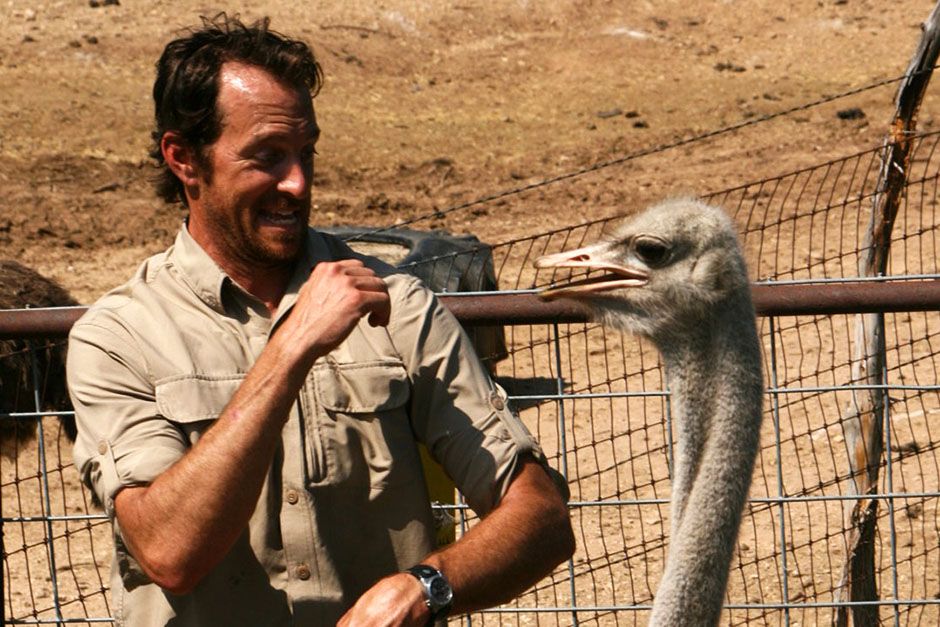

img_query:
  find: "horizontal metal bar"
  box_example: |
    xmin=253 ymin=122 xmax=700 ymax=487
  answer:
xmin=430 ymin=490 xmax=940 ymax=512
xmin=2 ymin=280 xmax=939 ymax=338
xmin=6 ymin=619 xmax=115 ymax=625
xmin=3 ymin=514 xmax=109 ymax=523
xmin=4 ymin=380 xmax=939 ymax=421
xmin=0 ymin=410 xmax=76 ymax=419
xmin=478 ymin=599 xmax=940 ymax=614
xmin=564 ymin=491 xmax=940 ymax=507
xmin=8 ymin=489 xmax=938 ymax=522
xmin=8 ymin=488 xmax=939 ymax=524
xmin=444 ymin=280 xmax=940 ymax=325
xmin=9 ymin=598 xmax=940 ymax=623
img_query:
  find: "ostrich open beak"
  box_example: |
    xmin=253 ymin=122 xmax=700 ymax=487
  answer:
xmin=534 ymin=244 xmax=648 ymax=300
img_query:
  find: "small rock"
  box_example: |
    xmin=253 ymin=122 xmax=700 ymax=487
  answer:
xmin=24 ymin=9 xmax=36 ymax=21
xmin=633 ymin=120 xmax=649 ymax=129
xmin=69 ymin=40 xmax=82 ymax=48
xmin=92 ymin=182 xmax=121 ymax=193
xmin=624 ymin=110 xmax=640 ymax=118
xmin=652 ymin=17 xmax=668 ymax=30
xmin=714 ymin=61 xmax=746 ymax=72
xmin=83 ymin=34 xmax=99 ymax=44
xmin=22 ymin=34 xmax=36 ymax=43
xmin=596 ymin=108 xmax=623 ymax=119
xmin=837 ymin=107 xmax=865 ymax=120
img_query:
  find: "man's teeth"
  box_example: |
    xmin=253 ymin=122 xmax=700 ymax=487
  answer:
xmin=262 ymin=211 xmax=297 ymax=225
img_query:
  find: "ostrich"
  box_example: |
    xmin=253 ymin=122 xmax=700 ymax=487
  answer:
xmin=535 ymin=199 xmax=764 ymax=626
xmin=0 ymin=260 xmax=78 ymax=457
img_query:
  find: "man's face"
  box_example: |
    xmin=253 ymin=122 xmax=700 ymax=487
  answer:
xmin=189 ymin=61 xmax=319 ymax=270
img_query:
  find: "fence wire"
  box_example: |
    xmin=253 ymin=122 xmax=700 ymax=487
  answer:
xmin=397 ymin=133 xmax=940 ymax=625
xmin=4 ymin=141 xmax=940 ymax=626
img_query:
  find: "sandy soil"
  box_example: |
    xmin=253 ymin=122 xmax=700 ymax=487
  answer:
xmin=2 ymin=0 xmax=939 ymax=625
xmin=2 ymin=0 xmax=936 ymax=302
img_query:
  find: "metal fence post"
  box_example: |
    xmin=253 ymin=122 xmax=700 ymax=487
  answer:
xmin=768 ymin=316 xmax=791 ymax=626
xmin=551 ymin=322 xmax=579 ymax=626
xmin=27 ymin=340 xmax=64 ymax=625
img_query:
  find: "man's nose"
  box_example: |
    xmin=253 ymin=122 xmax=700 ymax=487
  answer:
xmin=278 ymin=158 xmax=309 ymax=198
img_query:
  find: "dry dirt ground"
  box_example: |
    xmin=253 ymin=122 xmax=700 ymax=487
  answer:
xmin=3 ymin=0 xmax=940 ymax=625
xmin=2 ymin=0 xmax=937 ymax=302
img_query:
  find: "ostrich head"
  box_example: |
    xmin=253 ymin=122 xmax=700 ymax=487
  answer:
xmin=535 ymin=198 xmax=751 ymax=344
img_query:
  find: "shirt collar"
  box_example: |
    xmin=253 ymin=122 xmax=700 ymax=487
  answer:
xmin=171 ymin=222 xmax=337 ymax=318
xmin=171 ymin=223 xmax=230 ymax=313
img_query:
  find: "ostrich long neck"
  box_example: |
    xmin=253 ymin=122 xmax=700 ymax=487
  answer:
xmin=647 ymin=291 xmax=764 ymax=627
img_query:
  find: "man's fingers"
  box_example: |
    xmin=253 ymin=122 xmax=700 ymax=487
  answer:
xmin=367 ymin=300 xmax=391 ymax=328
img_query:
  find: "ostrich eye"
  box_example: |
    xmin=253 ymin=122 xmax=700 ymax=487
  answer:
xmin=633 ymin=236 xmax=671 ymax=266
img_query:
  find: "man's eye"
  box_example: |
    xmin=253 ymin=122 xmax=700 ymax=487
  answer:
xmin=254 ymin=149 xmax=284 ymax=165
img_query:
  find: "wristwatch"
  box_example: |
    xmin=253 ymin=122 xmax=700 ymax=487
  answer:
xmin=405 ymin=564 xmax=453 ymax=625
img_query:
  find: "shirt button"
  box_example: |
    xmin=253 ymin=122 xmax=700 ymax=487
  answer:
xmin=490 ymin=391 xmax=505 ymax=411
xmin=296 ymin=564 xmax=311 ymax=580
xmin=285 ymin=490 xmax=299 ymax=505
xmin=97 ymin=441 xmax=108 ymax=455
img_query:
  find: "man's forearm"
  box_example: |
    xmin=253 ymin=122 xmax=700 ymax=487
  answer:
xmin=427 ymin=457 xmax=575 ymax=614
xmin=114 ymin=333 xmax=311 ymax=594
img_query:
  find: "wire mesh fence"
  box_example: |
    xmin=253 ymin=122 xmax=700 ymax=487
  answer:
xmin=397 ymin=133 xmax=940 ymax=624
xmin=3 ymin=133 xmax=940 ymax=626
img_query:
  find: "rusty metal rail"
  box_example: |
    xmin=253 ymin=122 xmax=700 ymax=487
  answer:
xmin=1 ymin=280 xmax=939 ymax=339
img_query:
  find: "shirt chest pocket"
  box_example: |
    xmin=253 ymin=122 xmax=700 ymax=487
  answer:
xmin=155 ymin=375 xmax=246 ymax=443
xmin=305 ymin=360 xmax=417 ymax=490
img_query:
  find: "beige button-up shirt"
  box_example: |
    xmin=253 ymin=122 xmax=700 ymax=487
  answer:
xmin=68 ymin=226 xmax=541 ymax=626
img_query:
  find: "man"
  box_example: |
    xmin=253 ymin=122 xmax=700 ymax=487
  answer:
xmin=67 ymin=14 xmax=574 ymax=627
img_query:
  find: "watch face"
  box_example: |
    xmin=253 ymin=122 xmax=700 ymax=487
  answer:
xmin=429 ymin=576 xmax=453 ymax=604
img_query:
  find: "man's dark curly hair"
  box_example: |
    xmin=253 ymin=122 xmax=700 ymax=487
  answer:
xmin=150 ymin=14 xmax=323 ymax=206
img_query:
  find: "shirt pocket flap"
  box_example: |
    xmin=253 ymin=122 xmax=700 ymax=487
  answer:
xmin=155 ymin=375 xmax=246 ymax=423
xmin=314 ymin=361 xmax=410 ymax=413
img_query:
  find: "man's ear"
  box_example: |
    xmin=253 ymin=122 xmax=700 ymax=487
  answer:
xmin=161 ymin=131 xmax=201 ymax=191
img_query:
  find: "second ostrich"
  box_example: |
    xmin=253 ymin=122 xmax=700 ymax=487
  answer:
xmin=535 ymin=199 xmax=764 ymax=626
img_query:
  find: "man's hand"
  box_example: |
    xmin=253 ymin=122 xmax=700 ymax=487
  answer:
xmin=337 ymin=572 xmax=429 ymax=627
xmin=279 ymin=259 xmax=391 ymax=364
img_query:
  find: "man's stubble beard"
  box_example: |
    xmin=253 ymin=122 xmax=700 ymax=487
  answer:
xmin=202 ymin=194 xmax=310 ymax=270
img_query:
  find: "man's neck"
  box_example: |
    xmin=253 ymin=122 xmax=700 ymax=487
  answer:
xmin=226 ymin=263 xmax=292 ymax=315
xmin=185 ymin=222 xmax=296 ymax=315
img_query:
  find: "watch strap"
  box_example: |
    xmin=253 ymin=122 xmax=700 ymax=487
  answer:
xmin=405 ymin=564 xmax=452 ymax=625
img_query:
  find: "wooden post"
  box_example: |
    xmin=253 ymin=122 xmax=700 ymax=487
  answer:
xmin=833 ymin=3 xmax=940 ymax=625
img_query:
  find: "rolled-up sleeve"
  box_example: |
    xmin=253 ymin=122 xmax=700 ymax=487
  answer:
xmin=386 ymin=275 xmax=543 ymax=516
xmin=67 ymin=317 xmax=188 ymax=516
